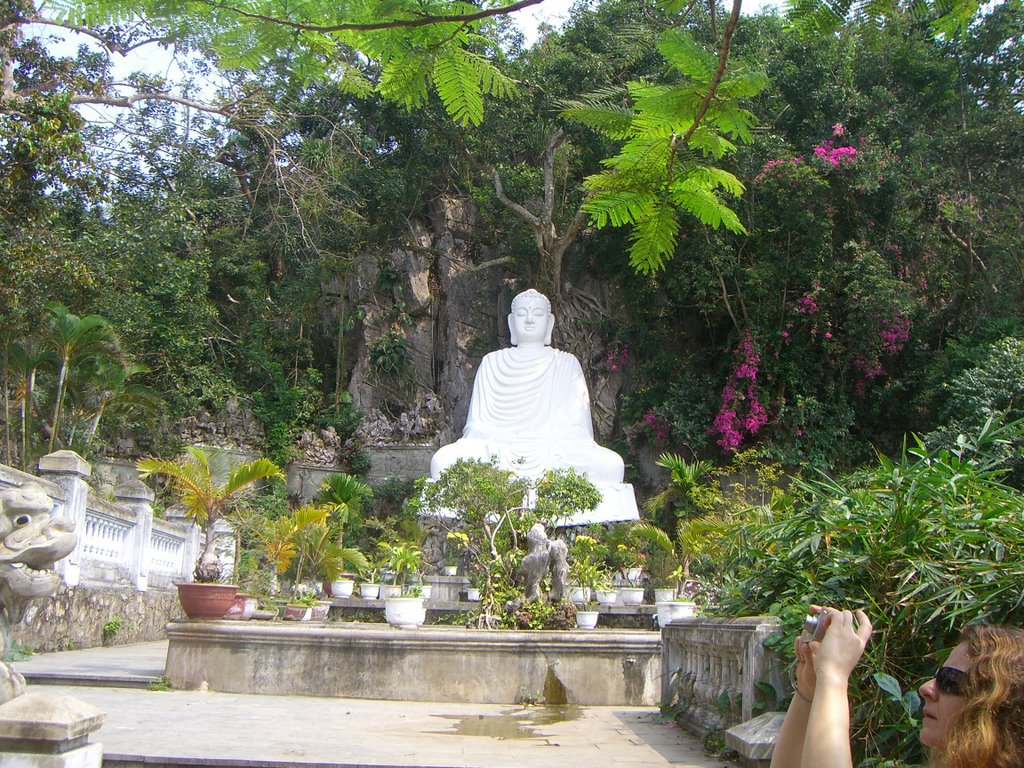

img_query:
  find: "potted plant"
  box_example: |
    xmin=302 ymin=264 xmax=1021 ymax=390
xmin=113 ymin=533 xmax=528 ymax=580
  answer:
xmin=357 ymin=557 xmax=382 ymax=599
xmin=291 ymin=505 xmax=369 ymax=598
xmin=632 ymin=521 xmax=703 ymax=620
xmin=315 ymin=472 xmax=373 ymax=597
xmin=284 ymin=591 xmax=316 ymax=621
xmin=569 ymin=535 xmax=611 ymax=628
xmin=138 ymin=446 xmax=284 ymax=619
xmin=441 ymin=531 xmax=468 ymax=575
xmin=465 ymin=562 xmax=486 ymax=601
xmin=606 ymin=523 xmax=646 ymax=585
xmin=379 ymin=542 xmax=426 ymax=628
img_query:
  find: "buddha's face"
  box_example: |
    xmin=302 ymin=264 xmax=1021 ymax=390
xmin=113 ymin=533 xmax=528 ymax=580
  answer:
xmin=509 ymin=294 xmax=553 ymax=346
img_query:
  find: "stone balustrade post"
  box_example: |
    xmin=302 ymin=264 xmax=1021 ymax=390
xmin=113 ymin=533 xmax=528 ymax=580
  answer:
xmin=0 ymin=692 xmax=106 ymax=768
xmin=114 ymin=479 xmax=154 ymax=592
xmin=37 ymin=451 xmax=91 ymax=588
xmin=182 ymin=525 xmax=201 ymax=584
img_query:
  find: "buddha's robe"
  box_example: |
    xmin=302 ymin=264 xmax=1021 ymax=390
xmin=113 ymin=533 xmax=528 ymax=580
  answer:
xmin=430 ymin=346 xmax=624 ymax=485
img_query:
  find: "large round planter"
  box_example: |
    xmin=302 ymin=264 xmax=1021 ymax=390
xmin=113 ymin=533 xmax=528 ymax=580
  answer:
xmin=224 ymin=592 xmax=258 ymax=620
xmin=385 ymin=597 xmax=426 ymax=629
xmin=575 ymin=610 xmax=599 ymax=630
xmin=283 ymin=604 xmax=311 ymax=621
xmin=618 ymin=587 xmax=645 ymax=605
xmin=359 ymin=583 xmax=380 ymax=600
xmin=176 ymin=583 xmax=239 ymax=620
xmin=329 ymin=579 xmax=355 ymax=598
xmin=657 ymin=601 xmax=696 ymax=627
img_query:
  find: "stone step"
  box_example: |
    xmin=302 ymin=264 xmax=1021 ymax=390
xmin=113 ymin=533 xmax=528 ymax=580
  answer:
xmin=22 ymin=671 xmax=160 ymax=689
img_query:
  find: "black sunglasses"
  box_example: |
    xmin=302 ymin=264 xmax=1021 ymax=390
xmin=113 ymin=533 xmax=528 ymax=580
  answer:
xmin=935 ymin=666 xmax=968 ymax=696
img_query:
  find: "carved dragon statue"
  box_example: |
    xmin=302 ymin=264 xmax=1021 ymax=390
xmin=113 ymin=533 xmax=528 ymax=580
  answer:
xmin=0 ymin=482 xmax=78 ymax=704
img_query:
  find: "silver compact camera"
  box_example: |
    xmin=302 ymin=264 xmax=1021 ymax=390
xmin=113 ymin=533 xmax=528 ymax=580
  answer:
xmin=801 ymin=612 xmax=829 ymax=642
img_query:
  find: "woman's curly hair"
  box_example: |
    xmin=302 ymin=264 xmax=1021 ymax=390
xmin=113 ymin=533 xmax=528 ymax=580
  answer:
xmin=934 ymin=623 xmax=1024 ymax=768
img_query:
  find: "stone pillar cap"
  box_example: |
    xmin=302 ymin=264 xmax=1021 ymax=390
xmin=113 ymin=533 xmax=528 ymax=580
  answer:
xmin=114 ymin=478 xmax=155 ymax=502
xmin=0 ymin=692 xmax=106 ymax=742
xmin=37 ymin=451 xmax=92 ymax=477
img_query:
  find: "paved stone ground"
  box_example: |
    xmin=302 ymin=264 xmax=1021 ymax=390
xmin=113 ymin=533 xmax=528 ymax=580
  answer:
xmin=14 ymin=642 xmax=735 ymax=768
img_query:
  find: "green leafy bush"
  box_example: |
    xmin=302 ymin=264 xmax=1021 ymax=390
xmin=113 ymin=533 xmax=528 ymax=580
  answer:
xmin=717 ymin=418 xmax=1024 ymax=766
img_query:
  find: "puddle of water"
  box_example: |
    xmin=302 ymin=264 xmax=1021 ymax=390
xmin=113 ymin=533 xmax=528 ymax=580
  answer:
xmin=434 ymin=705 xmax=583 ymax=739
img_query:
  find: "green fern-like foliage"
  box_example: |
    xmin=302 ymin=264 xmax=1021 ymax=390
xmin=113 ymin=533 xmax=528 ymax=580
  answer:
xmin=563 ymin=29 xmax=768 ymax=273
xmin=52 ymin=0 xmax=517 ymax=125
xmin=783 ymin=0 xmax=984 ymax=37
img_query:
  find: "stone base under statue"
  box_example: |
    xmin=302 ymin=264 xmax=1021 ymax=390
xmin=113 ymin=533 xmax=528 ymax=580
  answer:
xmin=561 ymin=483 xmax=639 ymax=525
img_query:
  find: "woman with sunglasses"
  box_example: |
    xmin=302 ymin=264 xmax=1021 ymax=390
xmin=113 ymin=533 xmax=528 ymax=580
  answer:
xmin=770 ymin=608 xmax=1024 ymax=768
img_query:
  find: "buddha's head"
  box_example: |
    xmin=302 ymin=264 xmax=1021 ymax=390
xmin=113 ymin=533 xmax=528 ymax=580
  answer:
xmin=508 ymin=289 xmax=554 ymax=347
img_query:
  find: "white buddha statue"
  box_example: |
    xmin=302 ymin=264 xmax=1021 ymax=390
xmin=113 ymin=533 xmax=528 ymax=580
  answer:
xmin=430 ymin=289 xmax=638 ymax=524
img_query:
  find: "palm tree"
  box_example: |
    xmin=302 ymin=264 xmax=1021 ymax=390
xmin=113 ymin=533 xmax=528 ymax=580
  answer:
xmin=643 ymin=453 xmax=721 ymax=526
xmin=5 ymin=340 xmax=57 ymax=469
xmin=138 ymin=446 xmax=285 ymax=582
xmin=43 ymin=303 xmax=121 ymax=452
xmin=80 ymin=360 xmax=163 ymax=450
xmin=314 ymin=472 xmax=373 ymax=551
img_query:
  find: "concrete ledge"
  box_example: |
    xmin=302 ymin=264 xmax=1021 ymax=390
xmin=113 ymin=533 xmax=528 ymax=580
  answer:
xmin=165 ymin=621 xmax=662 ymax=706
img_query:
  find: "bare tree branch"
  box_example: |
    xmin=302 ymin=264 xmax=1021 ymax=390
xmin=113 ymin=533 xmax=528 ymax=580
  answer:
xmin=191 ymin=0 xmax=544 ymax=35
xmin=681 ymin=0 xmax=742 ymax=146
xmin=488 ymin=164 xmax=540 ymax=227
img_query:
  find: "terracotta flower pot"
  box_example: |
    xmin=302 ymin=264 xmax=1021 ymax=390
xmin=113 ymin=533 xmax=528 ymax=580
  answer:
xmin=176 ymin=583 xmax=239 ymax=620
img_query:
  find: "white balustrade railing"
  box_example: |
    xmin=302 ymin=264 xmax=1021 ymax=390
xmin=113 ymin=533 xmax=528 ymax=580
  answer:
xmin=0 ymin=452 xmax=198 ymax=591
xmin=661 ymin=617 xmax=785 ymax=734
xmin=82 ymin=510 xmax=134 ymax=565
xmin=150 ymin=530 xmax=187 ymax=574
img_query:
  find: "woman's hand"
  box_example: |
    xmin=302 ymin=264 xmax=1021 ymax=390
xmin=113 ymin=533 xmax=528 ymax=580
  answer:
xmin=813 ymin=609 xmax=872 ymax=686
xmin=794 ymin=634 xmax=819 ymax=701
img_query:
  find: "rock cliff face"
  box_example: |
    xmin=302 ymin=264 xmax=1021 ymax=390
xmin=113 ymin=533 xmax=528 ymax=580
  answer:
xmin=342 ymin=193 xmax=629 ymax=452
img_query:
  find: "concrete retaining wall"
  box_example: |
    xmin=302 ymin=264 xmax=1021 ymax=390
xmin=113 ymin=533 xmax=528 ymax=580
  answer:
xmin=165 ymin=621 xmax=662 ymax=706
xmin=10 ymin=585 xmax=183 ymax=652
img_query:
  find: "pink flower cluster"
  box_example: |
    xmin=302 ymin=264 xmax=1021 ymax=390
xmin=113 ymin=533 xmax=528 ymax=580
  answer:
xmin=753 ymin=156 xmax=803 ymax=185
xmin=605 ymin=344 xmax=629 ymax=372
xmin=643 ymin=410 xmax=670 ymax=444
xmin=813 ymin=140 xmax=858 ymax=168
xmin=879 ymin=317 xmax=910 ymax=354
xmin=709 ymin=331 xmax=769 ymax=452
xmin=794 ymin=295 xmax=819 ymax=315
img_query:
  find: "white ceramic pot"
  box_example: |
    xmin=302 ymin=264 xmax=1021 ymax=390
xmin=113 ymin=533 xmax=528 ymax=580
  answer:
xmin=419 ymin=585 xmax=433 ymax=600
xmin=624 ymin=567 xmax=644 ymax=584
xmin=465 ymin=587 xmax=481 ymax=601
xmin=330 ymin=579 xmax=355 ymax=598
xmin=656 ymin=601 xmax=696 ymax=627
xmin=359 ymin=583 xmax=380 ymax=600
xmin=618 ymin=587 xmax=645 ymax=605
xmin=382 ymin=584 xmax=403 ymax=598
xmin=311 ymin=601 xmax=331 ymax=621
xmin=441 ymin=565 xmax=458 ymax=576
xmin=567 ymin=586 xmax=589 ymax=604
xmin=385 ymin=596 xmax=426 ymax=629
xmin=595 ymin=589 xmax=619 ymax=606
xmin=654 ymin=588 xmax=676 ymax=603
xmin=575 ymin=610 xmax=599 ymax=629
